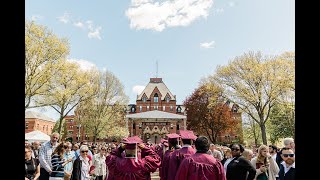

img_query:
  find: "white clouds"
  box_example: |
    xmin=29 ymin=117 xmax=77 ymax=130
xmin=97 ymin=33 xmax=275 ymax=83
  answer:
xmin=216 ymin=8 xmax=224 ymax=13
xmin=228 ymin=1 xmax=235 ymax=7
xmin=31 ymin=15 xmax=44 ymax=21
xmin=126 ymin=0 xmax=214 ymax=32
xmin=88 ymin=27 xmax=102 ymax=40
xmin=131 ymin=0 xmax=151 ymax=6
xmin=57 ymin=13 xmax=102 ymax=40
xmin=132 ymin=85 xmax=145 ymax=95
xmin=200 ymin=41 xmax=215 ymax=49
xmin=67 ymin=58 xmax=98 ymax=71
xmin=57 ymin=12 xmax=70 ymax=24
xmin=73 ymin=21 xmax=85 ymax=29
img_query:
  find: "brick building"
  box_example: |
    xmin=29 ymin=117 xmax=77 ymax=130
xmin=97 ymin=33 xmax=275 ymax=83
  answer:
xmin=64 ymin=115 xmax=110 ymax=143
xmin=126 ymin=77 xmax=187 ymax=144
xmin=25 ymin=111 xmax=56 ymax=135
xmin=62 ymin=77 xmax=243 ymax=144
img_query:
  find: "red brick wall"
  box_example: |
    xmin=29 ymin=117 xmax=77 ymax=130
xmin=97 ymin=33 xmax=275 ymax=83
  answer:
xmin=25 ymin=118 xmax=55 ymax=135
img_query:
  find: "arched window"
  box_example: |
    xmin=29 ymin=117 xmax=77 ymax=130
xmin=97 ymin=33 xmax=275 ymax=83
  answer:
xmin=166 ymin=96 xmax=170 ymax=103
xmin=154 ymin=93 xmax=158 ymax=103
xmin=139 ymin=106 xmax=142 ymax=112
xmin=143 ymin=97 xmax=146 ymax=102
xmin=147 ymin=106 xmax=149 ymax=111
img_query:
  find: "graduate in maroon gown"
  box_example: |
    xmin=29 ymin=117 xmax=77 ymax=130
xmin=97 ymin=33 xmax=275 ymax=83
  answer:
xmin=167 ymin=130 xmax=197 ymax=180
xmin=175 ymin=136 xmax=226 ymax=180
xmin=106 ymin=136 xmax=161 ymax=180
xmin=161 ymin=133 xmax=180 ymax=180
xmin=157 ymin=139 xmax=168 ymax=180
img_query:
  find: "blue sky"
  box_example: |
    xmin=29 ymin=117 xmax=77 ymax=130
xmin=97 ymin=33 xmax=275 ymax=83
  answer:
xmin=26 ymin=0 xmax=295 ymax=120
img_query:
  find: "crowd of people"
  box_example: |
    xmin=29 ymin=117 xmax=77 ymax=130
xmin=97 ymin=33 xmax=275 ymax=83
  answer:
xmin=25 ymin=131 xmax=295 ymax=180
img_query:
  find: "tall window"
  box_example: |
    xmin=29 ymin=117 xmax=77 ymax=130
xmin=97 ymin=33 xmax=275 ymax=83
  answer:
xmin=154 ymin=106 xmax=158 ymax=110
xmin=163 ymin=106 xmax=166 ymax=111
xmin=37 ymin=124 xmax=39 ymax=129
xmin=154 ymin=93 xmax=158 ymax=103
xmin=166 ymin=96 xmax=170 ymax=103
xmin=25 ymin=122 xmax=29 ymax=129
xmin=143 ymin=97 xmax=146 ymax=102
xmin=147 ymin=106 xmax=149 ymax=111
xmin=170 ymin=106 xmax=173 ymax=111
xmin=140 ymin=106 xmax=142 ymax=112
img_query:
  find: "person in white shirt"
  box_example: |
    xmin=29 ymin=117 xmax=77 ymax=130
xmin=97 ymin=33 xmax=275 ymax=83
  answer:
xmin=92 ymin=146 xmax=107 ymax=180
xmin=268 ymin=145 xmax=278 ymax=162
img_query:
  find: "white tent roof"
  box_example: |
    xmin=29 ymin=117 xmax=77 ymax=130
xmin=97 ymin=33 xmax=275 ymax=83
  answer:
xmin=25 ymin=130 xmax=50 ymax=143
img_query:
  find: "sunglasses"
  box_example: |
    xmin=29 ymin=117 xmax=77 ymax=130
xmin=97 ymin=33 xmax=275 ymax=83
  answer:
xmin=81 ymin=150 xmax=88 ymax=153
xmin=231 ymin=148 xmax=240 ymax=151
xmin=282 ymin=154 xmax=294 ymax=158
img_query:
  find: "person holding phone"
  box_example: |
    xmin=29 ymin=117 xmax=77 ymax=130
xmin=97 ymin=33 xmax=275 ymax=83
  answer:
xmin=251 ymin=145 xmax=279 ymax=180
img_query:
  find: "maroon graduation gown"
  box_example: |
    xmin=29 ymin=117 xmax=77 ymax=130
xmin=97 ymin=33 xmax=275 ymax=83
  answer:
xmin=106 ymin=146 xmax=161 ymax=180
xmin=167 ymin=146 xmax=196 ymax=180
xmin=175 ymin=153 xmax=226 ymax=180
xmin=161 ymin=149 xmax=175 ymax=180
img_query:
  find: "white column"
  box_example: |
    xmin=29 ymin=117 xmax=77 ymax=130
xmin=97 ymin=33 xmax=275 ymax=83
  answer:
xmin=183 ymin=118 xmax=186 ymax=130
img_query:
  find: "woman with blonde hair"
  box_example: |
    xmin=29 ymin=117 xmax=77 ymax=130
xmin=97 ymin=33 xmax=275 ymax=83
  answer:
xmin=251 ymin=144 xmax=279 ymax=180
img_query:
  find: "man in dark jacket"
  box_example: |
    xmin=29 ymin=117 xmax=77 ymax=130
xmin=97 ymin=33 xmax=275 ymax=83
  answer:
xmin=225 ymin=143 xmax=256 ymax=180
xmin=278 ymin=148 xmax=295 ymax=180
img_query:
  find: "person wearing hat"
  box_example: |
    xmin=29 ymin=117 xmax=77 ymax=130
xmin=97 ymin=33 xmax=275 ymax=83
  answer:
xmin=175 ymin=136 xmax=226 ymax=180
xmin=161 ymin=133 xmax=180 ymax=180
xmin=157 ymin=139 xmax=168 ymax=180
xmin=167 ymin=130 xmax=197 ymax=180
xmin=105 ymin=136 xmax=161 ymax=180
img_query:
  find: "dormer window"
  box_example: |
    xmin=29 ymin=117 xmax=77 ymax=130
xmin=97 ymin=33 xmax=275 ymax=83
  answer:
xmin=166 ymin=96 xmax=170 ymax=103
xmin=154 ymin=93 xmax=159 ymax=103
xmin=131 ymin=106 xmax=136 ymax=112
xmin=177 ymin=106 xmax=182 ymax=113
xmin=143 ymin=97 xmax=146 ymax=103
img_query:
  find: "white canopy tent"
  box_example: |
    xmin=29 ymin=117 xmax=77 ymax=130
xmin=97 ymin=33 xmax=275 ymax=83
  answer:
xmin=25 ymin=130 xmax=50 ymax=143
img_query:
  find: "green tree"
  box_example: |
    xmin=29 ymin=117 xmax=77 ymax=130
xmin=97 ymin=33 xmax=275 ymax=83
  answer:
xmin=243 ymin=115 xmax=262 ymax=147
xmin=213 ymin=51 xmax=295 ymax=144
xmin=268 ymin=102 xmax=295 ymax=144
xmin=25 ymin=20 xmax=69 ymax=109
xmin=75 ymin=70 xmax=129 ymax=143
xmin=52 ymin=119 xmax=68 ymax=140
xmin=40 ymin=61 xmax=99 ymax=134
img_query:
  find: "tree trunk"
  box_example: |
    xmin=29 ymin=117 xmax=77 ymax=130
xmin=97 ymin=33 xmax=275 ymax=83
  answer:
xmin=252 ymin=120 xmax=258 ymax=147
xmin=260 ymin=122 xmax=268 ymax=145
xmin=58 ymin=115 xmax=64 ymax=135
xmin=93 ymin=135 xmax=97 ymax=144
